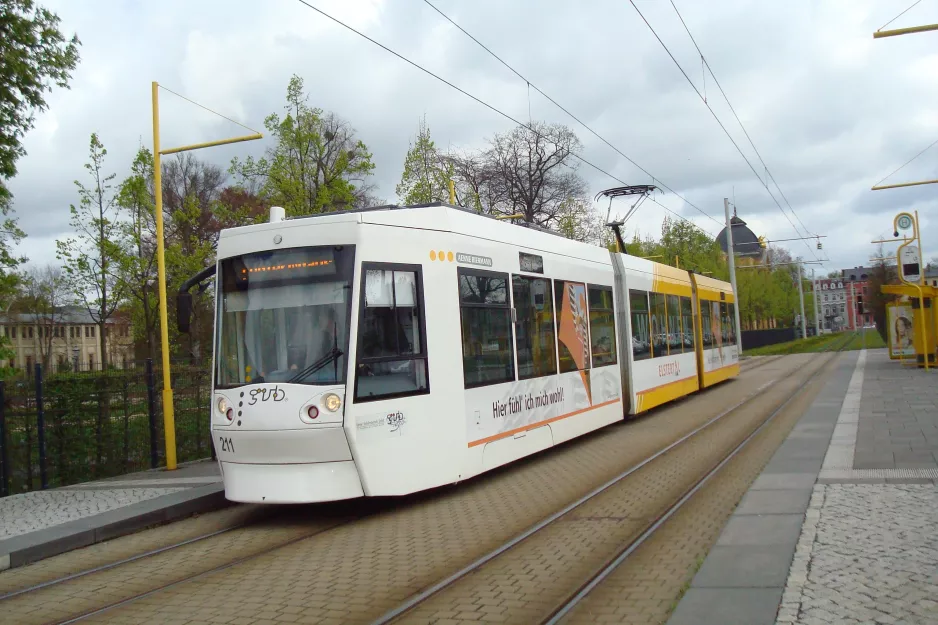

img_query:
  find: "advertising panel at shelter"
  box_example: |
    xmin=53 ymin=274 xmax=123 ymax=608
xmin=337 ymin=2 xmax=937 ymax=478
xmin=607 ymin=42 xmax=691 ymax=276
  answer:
xmin=887 ymin=302 xmax=915 ymax=358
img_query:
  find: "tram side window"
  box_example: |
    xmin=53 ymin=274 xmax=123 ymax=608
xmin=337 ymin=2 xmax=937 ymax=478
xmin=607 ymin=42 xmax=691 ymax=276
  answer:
xmin=629 ymin=290 xmax=651 ymax=361
xmin=666 ymin=294 xmax=682 ymax=354
xmin=513 ymin=275 xmax=557 ymax=379
xmin=727 ymin=303 xmax=737 ymax=344
xmin=588 ymin=285 xmax=617 ymax=366
xmin=680 ymin=296 xmax=695 ymax=351
xmin=459 ymin=269 xmax=515 ymax=387
xmin=720 ymin=302 xmax=730 ymax=343
xmin=700 ymin=300 xmax=713 ymax=348
xmin=650 ymin=292 xmax=668 ymax=357
xmin=354 ymin=265 xmax=429 ymax=401
xmin=555 ymin=280 xmax=591 ymax=372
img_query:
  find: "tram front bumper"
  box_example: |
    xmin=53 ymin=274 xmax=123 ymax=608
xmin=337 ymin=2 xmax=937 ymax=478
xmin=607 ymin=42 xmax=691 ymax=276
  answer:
xmin=214 ymin=426 xmax=365 ymax=504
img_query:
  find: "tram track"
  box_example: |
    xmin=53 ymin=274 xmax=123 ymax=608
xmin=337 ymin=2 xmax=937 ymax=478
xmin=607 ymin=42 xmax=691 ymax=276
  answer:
xmin=0 ymin=502 xmax=365 ymax=625
xmin=371 ymin=350 xmax=844 ymax=625
xmin=1 ymin=355 xmax=806 ymax=625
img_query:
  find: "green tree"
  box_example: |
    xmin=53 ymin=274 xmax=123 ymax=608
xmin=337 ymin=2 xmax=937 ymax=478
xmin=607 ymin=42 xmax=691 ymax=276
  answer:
xmin=115 ymin=146 xmax=159 ymax=362
xmin=396 ymin=117 xmax=452 ymax=205
xmin=0 ymin=0 xmax=79 ymax=363
xmin=657 ymin=217 xmax=727 ymax=278
xmin=230 ymin=74 xmax=376 ymax=216
xmin=0 ymin=0 xmax=80 ymax=203
xmin=56 ymin=133 xmax=127 ymax=370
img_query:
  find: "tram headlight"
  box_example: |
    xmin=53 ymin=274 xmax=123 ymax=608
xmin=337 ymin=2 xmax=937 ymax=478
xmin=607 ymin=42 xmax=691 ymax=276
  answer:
xmin=216 ymin=397 xmax=229 ymax=415
xmin=322 ymin=393 xmax=342 ymax=412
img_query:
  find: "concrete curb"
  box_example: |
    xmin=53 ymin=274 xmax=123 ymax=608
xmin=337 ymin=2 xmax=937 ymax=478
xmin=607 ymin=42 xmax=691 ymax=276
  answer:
xmin=0 ymin=483 xmax=230 ymax=571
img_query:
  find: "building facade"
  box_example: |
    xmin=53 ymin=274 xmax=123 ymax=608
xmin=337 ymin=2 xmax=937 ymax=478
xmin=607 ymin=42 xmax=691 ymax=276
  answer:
xmin=0 ymin=306 xmax=133 ymax=372
xmin=815 ymin=278 xmax=848 ymax=332
xmin=840 ymin=267 xmax=873 ymax=329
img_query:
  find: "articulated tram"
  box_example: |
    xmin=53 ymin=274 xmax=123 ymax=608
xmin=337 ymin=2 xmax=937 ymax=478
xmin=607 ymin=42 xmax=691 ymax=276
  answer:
xmin=179 ymin=203 xmax=739 ymax=504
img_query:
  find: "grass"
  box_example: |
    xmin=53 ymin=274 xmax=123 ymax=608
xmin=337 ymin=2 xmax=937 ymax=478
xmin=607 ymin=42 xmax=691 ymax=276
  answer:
xmin=841 ymin=329 xmax=886 ymax=351
xmin=744 ymin=329 xmax=884 ymax=356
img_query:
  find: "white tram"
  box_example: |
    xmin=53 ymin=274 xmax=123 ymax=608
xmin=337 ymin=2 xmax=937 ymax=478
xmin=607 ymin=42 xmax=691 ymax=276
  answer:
xmin=178 ymin=203 xmax=739 ymax=504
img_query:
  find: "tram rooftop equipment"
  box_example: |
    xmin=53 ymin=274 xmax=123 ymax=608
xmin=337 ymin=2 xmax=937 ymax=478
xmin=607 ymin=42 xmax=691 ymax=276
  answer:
xmin=178 ymin=201 xmax=739 ymax=504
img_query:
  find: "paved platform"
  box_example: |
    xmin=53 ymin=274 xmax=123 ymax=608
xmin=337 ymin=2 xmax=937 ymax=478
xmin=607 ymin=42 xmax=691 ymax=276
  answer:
xmin=669 ymin=348 xmax=938 ymax=625
xmin=0 ymin=459 xmax=224 ymax=571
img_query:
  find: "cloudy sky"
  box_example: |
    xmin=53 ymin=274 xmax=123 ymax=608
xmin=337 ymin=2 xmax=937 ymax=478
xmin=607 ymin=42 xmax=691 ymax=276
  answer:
xmin=9 ymin=0 xmax=938 ymax=275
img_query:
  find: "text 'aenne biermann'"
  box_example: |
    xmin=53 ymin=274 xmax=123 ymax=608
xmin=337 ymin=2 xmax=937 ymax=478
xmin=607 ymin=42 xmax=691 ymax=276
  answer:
xmin=493 ymin=388 xmax=565 ymax=419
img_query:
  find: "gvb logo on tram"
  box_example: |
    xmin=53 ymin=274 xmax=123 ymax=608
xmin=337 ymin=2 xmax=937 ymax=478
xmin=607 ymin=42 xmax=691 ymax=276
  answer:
xmin=178 ymin=203 xmax=739 ymax=504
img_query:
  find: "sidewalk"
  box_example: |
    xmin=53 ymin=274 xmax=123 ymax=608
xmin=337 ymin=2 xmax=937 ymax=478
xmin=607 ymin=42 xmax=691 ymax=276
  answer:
xmin=0 ymin=459 xmax=224 ymax=570
xmin=669 ymin=348 xmax=938 ymax=625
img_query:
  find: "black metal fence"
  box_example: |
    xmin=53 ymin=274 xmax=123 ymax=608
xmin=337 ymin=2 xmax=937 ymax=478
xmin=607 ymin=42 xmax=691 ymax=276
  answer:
xmin=0 ymin=361 xmax=214 ymax=497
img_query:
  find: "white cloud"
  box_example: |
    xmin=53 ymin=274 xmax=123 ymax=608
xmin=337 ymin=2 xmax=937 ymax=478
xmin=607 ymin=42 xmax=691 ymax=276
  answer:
xmin=7 ymin=0 xmax=938 ymax=273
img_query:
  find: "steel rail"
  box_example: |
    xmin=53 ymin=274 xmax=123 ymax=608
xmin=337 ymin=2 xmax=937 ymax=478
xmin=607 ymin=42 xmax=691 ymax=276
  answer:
xmin=542 ymin=347 xmax=843 ymax=623
xmin=370 ymin=358 xmax=804 ymax=624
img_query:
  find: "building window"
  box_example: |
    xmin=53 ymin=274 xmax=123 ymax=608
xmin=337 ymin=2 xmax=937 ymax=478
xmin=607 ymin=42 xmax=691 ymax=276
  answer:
xmin=26 ymin=356 xmax=33 ymax=371
xmin=629 ymin=290 xmax=651 ymax=360
xmin=88 ymin=354 xmax=95 ymax=370
xmin=555 ymin=280 xmax=590 ymax=372
xmin=85 ymin=326 xmax=89 ymax=338
xmin=28 ymin=326 xmax=33 ymax=339
xmin=458 ymin=268 xmax=514 ymax=388
xmin=10 ymin=326 xmax=16 ymax=339
xmin=588 ymin=285 xmax=616 ymax=366
xmin=512 ymin=275 xmax=557 ymax=379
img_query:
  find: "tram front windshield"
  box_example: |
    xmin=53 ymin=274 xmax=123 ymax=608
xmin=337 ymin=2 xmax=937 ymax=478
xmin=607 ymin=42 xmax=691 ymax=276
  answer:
xmin=215 ymin=245 xmax=355 ymax=388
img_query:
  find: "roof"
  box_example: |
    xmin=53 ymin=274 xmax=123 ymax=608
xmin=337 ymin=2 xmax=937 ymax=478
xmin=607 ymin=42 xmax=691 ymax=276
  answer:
xmin=0 ymin=306 xmax=128 ymax=325
xmin=716 ymin=214 xmax=762 ymax=259
xmin=841 ymin=267 xmax=873 ymax=281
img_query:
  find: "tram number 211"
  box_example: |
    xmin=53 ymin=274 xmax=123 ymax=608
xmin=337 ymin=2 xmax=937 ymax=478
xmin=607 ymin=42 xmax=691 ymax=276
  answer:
xmin=218 ymin=436 xmax=235 ymax=453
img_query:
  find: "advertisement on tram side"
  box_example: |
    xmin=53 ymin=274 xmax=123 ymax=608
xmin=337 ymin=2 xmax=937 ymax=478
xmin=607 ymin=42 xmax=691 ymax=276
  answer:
xmin=701 ymin=300 xmax=739 ymax=373
xmin=463 ymin=280 xmax=620 ymax=447
xmin=464 ymin=367 xmax=621 ymax=447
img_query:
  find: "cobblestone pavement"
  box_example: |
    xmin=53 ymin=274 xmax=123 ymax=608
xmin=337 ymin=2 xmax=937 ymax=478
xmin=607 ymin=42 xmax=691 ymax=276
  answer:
xmin=0 ymin=488 xmax=183 ymax=540
xmin=777 ymin=483 xmax=938 ymax=625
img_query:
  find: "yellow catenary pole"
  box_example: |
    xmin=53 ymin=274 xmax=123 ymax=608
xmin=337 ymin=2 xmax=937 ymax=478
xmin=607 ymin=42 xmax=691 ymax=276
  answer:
xmin=152 ymin=81 xmax=177 ymax=469
xmin=448 ymin=179 xmax=456 ymax=204
xmin=873 ymin=23 xmax=938 ymax=39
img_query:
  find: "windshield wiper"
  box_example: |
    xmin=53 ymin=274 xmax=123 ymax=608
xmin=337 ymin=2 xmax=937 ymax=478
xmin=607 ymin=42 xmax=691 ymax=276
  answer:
xmin=286 ymin=347 xmax=344 ymax=384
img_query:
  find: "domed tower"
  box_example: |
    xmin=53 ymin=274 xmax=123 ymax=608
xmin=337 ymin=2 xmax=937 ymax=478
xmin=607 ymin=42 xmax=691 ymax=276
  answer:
xmin=716 ymin=208 xmax=762 ymax=259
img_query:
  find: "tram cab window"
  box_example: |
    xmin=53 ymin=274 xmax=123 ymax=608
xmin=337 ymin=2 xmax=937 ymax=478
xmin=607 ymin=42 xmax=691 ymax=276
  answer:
xmin=700 ymin=300 xmax=714 ymax=348
xmin=354 ymin=265 xmax=429 ymax=401
xmin=650 ymin=292 xmax=668 ymax=357
xmin=459 ymin=269 xmax=515 ymax=387
xmin=629 ymin=290 xmax=651 ymax=361
xmin=555 ymin=280 xmax=591 ymax=372
xmin=513 ymin=275 xmax=557 ymax=379
xmin=588 ymin=285 xmax=617 ymax=366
